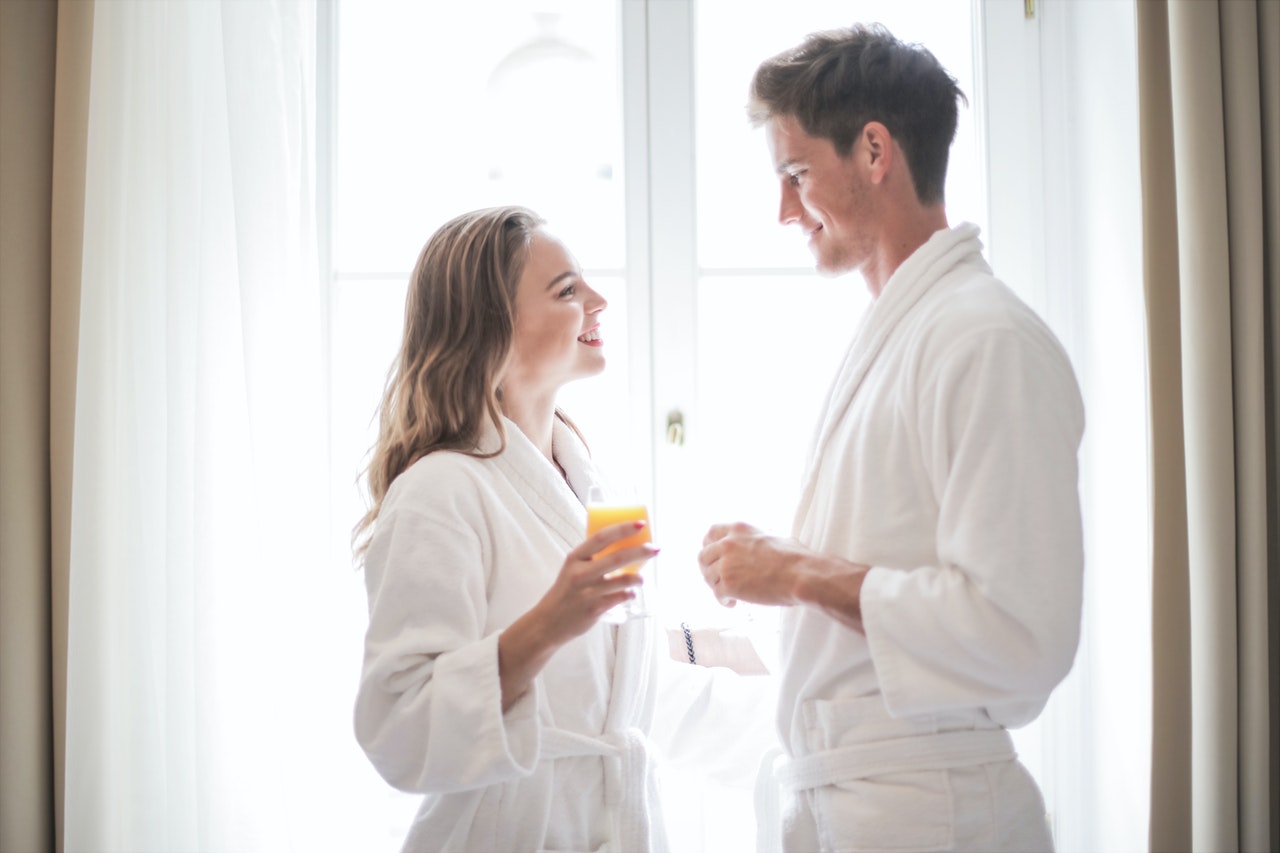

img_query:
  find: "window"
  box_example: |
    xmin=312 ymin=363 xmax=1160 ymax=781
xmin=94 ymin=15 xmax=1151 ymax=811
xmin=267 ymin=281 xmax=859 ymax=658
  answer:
xmin=324 ymin=2 xmax=1150 ymax=850
xmin=330 ymin=0 xmax=982 ymax=630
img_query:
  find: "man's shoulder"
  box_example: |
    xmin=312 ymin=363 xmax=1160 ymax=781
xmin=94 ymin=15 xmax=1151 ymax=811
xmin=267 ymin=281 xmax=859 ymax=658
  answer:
xmin=930 ymin=268 xmax=1029 ymax=324
xmin=910 ymin=268 xmax=1056 ymax=346
xmin=908 ymin=269 xmax=1075 ymax=377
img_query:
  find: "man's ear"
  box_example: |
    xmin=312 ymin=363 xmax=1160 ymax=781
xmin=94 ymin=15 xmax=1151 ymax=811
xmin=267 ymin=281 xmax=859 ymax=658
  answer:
xmin=860 ymin=121 xmax=894 ymax=184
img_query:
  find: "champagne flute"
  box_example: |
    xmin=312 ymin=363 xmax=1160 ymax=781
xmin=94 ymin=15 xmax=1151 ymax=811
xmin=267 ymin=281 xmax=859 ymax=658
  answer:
xmin=586 ymin=486 xmax=654 ymax=623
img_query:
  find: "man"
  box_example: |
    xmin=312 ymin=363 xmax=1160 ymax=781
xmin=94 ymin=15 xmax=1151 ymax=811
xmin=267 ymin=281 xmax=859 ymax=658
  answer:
xmin=697 ymin=24 xmax=1084 ymax=853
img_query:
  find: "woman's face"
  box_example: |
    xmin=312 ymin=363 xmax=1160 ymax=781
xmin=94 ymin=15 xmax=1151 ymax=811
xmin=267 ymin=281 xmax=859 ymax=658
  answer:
xmin=505 ymin=229 xmax=607 ymax=396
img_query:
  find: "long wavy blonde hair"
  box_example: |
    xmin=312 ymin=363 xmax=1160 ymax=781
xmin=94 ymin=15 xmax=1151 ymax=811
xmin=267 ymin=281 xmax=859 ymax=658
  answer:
xmin=352 ymin=205 xmax=546 ymax=558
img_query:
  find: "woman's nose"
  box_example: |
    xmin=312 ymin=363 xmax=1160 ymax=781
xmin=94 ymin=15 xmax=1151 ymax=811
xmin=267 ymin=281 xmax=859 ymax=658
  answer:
xmin=584 ymin=284 xmax=607 ymax=314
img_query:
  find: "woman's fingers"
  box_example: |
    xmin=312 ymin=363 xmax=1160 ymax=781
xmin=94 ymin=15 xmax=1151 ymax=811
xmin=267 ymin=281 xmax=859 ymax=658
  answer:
xmin=593 ymin=543 xmax=660 ymax=581
xmin=557 ymin=548 xmax=651 ymax=623
xmin=543 ymin=521 xmax=658 ymax=631
xmin=569 ymin=519 xmax=646 ymax=562
xmin=569 ymin=520 xmax=657 ymax=577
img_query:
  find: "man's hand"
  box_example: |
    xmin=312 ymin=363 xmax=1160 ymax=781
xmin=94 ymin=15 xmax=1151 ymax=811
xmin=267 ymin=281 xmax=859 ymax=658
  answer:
xmin=697 ymin=523 xmax=810 ymax=606
xmin=697 ymin=522 xmax=871 ymax=633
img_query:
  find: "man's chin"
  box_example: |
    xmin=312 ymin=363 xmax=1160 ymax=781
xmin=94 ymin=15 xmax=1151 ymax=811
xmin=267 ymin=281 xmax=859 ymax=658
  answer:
xmin=811 ymin=254 xmax=849 ymax=279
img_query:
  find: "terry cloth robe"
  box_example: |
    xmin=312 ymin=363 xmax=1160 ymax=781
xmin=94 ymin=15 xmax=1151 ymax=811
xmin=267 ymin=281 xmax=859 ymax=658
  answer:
xmin=356 ymin=416 xmax=777 ymax=853
xmin=768 ymin=223 xmax=1085 ymax=853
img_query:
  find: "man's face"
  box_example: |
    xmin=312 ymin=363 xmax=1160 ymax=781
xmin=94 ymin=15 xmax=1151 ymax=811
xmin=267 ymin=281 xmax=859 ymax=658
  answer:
xmin=765 ymin=115 xmax=876 ymax=278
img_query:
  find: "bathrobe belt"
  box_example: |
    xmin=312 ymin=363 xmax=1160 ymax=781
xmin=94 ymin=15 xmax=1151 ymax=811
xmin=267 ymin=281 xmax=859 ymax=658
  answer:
xmin=541 ymin=726 xmax=666 ymax=853
xmin=753 ymin=729 xmax=1017 ymax=853
xmin=776 ymin=728 xmax=1016 ymax=793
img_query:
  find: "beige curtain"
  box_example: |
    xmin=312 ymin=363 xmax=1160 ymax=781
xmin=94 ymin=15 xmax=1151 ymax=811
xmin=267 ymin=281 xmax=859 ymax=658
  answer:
xmin=0 ymin=1 xmax=92 ymax=851
xmin=1138 ymin=1 xmax=1279 ymax=851
xmin=0 ymin=0 xmax=55 ymax=848
xmin=49 ymin=2 xmax=93 ymax=849
xmin=1 ymin=1 xmax=57 ymax=851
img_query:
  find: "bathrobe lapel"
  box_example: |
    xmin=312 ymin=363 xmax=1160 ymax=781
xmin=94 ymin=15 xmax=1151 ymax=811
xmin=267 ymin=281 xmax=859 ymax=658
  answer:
xmin=792 ymin=224 xmax=987 ymax=535
xmin=482 ymin=417 xmax=659 ymax=699
xmin=485 ymin=416 xmax=592 ymax=550
xmin=491 ymin=416 xmax=665 ymax=849
xmin=604 ymin=559 xmax=663 ymax=852
xmin=483 ymin=415 xmax=656 ymax=724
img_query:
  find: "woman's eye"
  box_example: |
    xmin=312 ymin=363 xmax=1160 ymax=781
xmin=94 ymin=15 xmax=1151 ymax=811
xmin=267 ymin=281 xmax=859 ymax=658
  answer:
xmin=559 ymin=284 xmax=577 ymax=298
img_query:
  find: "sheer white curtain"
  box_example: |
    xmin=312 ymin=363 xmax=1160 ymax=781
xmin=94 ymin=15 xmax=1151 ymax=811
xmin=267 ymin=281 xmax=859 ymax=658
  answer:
xmin=1026 ymin=3 xmax=1150 ymax=850
xmin=61 ymin=2 xmax=341 ymax=849
xmin=980 ymin=2 xmax=1150 ymax=849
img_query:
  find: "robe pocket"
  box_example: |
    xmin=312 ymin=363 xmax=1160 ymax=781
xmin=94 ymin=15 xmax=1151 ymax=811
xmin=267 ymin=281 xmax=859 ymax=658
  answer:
xmin=479 ymin=776 xmax=549 ymax=853
xmin=813 ymin=769 xmax=955 ymax=853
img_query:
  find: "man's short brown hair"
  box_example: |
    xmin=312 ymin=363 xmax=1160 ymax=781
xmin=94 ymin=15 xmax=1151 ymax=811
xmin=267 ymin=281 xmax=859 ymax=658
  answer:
xmin=748 ymin=23 xmax=967 ymax=205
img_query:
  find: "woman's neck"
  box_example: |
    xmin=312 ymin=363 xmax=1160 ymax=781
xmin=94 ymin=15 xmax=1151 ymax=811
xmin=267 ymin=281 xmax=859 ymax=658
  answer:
xmin=499 ymin=387 xmax=558 ymax=465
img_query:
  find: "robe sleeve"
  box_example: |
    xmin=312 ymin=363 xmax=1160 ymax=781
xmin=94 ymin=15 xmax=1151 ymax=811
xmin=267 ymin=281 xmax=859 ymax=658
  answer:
xmin=353 ymin=491 xmax=541 ymax=793
xmin=862 ymin=322 xmax=1085 ymax=724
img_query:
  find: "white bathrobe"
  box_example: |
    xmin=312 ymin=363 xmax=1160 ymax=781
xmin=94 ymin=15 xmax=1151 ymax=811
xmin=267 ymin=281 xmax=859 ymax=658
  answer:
xmin=771 ymin=223 xmax=1085 ymax=852
xmin=355 ymin=415 xmax=775 ymax=853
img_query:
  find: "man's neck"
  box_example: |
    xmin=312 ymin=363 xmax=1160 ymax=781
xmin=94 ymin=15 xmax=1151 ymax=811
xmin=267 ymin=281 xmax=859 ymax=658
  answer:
xmin=865 ymin=206 xmax=950 ymax=299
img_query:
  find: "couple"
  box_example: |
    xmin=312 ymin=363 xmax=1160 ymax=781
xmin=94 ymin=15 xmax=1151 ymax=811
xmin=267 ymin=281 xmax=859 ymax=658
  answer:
xmin=353 ymin=23 xmax=1085 ymax=853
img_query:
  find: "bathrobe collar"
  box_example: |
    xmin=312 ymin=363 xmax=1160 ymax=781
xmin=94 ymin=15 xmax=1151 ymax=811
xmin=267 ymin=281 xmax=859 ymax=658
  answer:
xmin=475 ymin=413 xmax=663 ymax=849
xmin=794 ymin=223 xmax=988 ymax=531
xmin=476 ymin=414 xmax=596 ymax=550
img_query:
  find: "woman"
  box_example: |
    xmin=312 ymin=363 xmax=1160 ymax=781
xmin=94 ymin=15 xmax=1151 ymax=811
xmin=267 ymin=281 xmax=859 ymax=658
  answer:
xmin=353 ymin=206 xmax=765 ymax=852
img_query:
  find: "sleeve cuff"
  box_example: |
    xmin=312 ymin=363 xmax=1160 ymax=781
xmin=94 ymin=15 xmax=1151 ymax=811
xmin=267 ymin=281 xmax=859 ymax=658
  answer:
xmin=859 ymin=565 xmax=908 ymax=717
xmin=432 ymin=631 xmax=542 ymax=781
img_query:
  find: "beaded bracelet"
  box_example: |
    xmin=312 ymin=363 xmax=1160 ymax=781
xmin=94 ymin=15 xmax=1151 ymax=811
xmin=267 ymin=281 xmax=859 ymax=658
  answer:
xmin=680 ymin=622 xmax=696 ymax=665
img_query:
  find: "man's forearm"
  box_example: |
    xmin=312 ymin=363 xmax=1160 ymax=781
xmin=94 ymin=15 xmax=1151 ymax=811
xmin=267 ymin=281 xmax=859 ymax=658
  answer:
xmin=792 ymin=554 xmax=870 ymax=634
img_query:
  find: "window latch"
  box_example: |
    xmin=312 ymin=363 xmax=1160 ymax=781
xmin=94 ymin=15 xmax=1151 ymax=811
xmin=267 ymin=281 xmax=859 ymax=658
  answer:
xmin=665 ymin=410 xmax=685 ymax=446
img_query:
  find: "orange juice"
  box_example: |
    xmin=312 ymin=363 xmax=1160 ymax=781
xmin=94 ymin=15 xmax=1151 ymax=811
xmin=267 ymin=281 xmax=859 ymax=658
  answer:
xmin=586 ymin=504 xmax=651 ymax=575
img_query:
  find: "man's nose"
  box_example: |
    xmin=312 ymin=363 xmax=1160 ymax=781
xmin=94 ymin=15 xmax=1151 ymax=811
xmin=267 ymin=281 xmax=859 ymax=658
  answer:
xmin=778 ymin=183 xmax=801 ymax=226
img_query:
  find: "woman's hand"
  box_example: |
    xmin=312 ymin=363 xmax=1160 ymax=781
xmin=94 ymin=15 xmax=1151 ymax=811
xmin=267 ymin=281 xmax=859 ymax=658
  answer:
xmin=497 ymin=521 xmax=658 ymax=710
xmin=535 ymin=519 xmax=657 ymax=643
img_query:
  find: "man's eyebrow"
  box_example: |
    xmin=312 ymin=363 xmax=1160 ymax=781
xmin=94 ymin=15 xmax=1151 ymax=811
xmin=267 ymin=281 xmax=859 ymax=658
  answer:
xmin=544 ymin=270 xmax=578 ymax=291
xmin=776 ymin=158 xmax=801 ymax=174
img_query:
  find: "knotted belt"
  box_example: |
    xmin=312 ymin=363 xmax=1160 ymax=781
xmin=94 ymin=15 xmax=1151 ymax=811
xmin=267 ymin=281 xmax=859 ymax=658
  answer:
xmin=776 ymin=728 xmax=1016 ymax=792
xmin=541 ymin=726 xmax=667 ymax=853
xmin=755 ymin=728 xmax=1017 ymax=852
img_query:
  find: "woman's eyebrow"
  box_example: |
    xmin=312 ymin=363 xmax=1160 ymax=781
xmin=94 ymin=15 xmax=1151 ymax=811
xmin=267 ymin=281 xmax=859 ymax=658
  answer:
xmin=544 ymin=270 xmax=578 ymax=291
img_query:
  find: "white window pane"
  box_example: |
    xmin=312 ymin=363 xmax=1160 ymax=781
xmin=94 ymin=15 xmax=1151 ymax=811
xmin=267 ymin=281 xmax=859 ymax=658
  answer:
xmin=695 ymin=0 xmax=983 ymax=269
xmin=697 ymin=274 xmax=869 ymax=525
xmin=655 ymin=273 xmax=871 ymax=627
xmin=336 ymin=0 xmax=625 ymax=273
